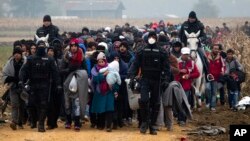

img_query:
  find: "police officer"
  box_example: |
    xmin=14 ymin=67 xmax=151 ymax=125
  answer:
xmin=128 ymin=31 xmax=171 ymax=135
xmin=179 ymin=11 xmax=206 ymax=46
xmin=19 ymin=41 xmax=61 ymax=132
xmin=36 ymin=15 xmax=61 ymax=44
xmin=179 ymin=11 xmax=208 ymax=76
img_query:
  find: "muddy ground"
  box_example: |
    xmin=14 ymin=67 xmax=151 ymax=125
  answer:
xmin=1 ymin=83 xmax=250 ymax=141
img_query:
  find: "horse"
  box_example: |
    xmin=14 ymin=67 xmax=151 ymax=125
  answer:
xmin=35 ymin=34 xmax=49 ymax=47
xmin=184 ymin=30 xmax=206 ymax=110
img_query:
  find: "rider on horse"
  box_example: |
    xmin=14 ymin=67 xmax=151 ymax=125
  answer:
xmin=179 ymin=11 xmax=209 ymax=78
xmin=36 ymin=15 xmax=61 ymax=45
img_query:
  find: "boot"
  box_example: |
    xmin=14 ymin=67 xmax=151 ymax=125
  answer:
xmin=38 ymin=110 xmax=47 ymax=132
xmin=149 ymin=127 xmax=157 ymax=135
xmin=149 ymin=104 xmax=160 ymax=135
xmin=139 ymin=101 xmax=149 ymax=134
xmin=10 ymin=121 xmax=17 ymax=130
xmin=106 ymin=112 xmax=113 ymax=132
xmin=65 ymin=114 xmax=72 ymax=129
xmin=74 ymin=116 xmax=81 ymax=131
xmin=90 ymin=113 xmax=97 ymax=128
xmin=28 ymin=108 xmax=37 ymax=129
xmin=140 ymin=122 xmax=149 ymax=134
xmin=97 ymin=113 xmax=105 ymax=130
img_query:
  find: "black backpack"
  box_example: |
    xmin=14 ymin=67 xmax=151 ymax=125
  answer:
xmin=234 ymin=61 xmax=246 ymax=83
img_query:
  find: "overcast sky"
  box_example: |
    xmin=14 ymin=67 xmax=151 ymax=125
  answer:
xmin=121 ymin=0 xmax=250 ymax=18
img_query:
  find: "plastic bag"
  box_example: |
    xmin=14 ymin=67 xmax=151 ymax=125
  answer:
xmin=69 ymin=75 xmax=77 ymax=93
xmin=125 ymin=79 xmax=140 ymax=110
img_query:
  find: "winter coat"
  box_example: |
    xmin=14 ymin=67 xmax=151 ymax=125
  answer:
xmin=225 ymin=58 xmax=243 ymax=75
xmin=119 ymin=51 xmax=135 ymax=67
xmin=99 ymin=61 xmax=121 ymax=85
xmin=179 ymin=20 xmax=206 ymax=46
xmin=36 ymin=24 xmax=61 ymax=43
xmin=162 ymin=81 xmax=192 ymax=120
xmin=91 ymin=65 xmax=119 ymax=113
xmin=206 ymin=52 xmax=225 ymax=81
xmin=2 ymin=57 xmax=25 ymax=85
xmin=175 ymin=59 xmax=200 ymax=91
xmin=64 ymin=70 xmax=88 ymax=118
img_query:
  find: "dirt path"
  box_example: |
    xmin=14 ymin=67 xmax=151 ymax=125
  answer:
xmin=0 ymin=122 xmax=189 ymax=141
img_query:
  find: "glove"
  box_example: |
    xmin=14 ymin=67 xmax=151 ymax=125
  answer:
xmin=66 ymin=51 xmax=73 ymax=61
xmin=18 ymin=81 xmax=24 ymax=89
xmin=57 ymin=85 xmax=63 ymax=94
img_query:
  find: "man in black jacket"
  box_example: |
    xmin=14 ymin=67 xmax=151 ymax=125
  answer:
xmin=19 ymin=41 xmax=61 ymax=132
xmin=128 ymin=31 xmax=171 ymax=135
xmin=36 ymin=15 xmax=61 ymax=44
xmin=179 ymin=11 xmax=206 ymax=46
xmin=179 ymin=11 xmax=208 ymax=76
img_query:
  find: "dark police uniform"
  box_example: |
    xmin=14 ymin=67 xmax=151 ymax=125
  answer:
xmin=36 ymin=25 xmax=60 ymax=44
xmin=19 ymin=46 xmax=60 ymax=132
xmin=128 ymin=32 xmax=171 ymax=135
xmin=179 ymin=20 xmax=206 ymax=46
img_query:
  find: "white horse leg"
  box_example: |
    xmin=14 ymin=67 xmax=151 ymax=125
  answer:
xmin=195 ymin=56 xmax=204 ymax=110
xmin=195 ymin=77 xmax=202 ymax=108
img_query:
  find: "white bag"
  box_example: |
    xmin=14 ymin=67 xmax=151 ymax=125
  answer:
xmin=69 ymin=75 xmax=78 ymax=93
xmin=125 ymin=79 xmax=140 ymax=110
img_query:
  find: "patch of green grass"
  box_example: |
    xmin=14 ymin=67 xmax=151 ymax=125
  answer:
xmin=0 ymin=46 xmax=12 ymax=70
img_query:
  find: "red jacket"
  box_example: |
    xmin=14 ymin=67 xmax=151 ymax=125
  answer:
xmin=175 ymin=59 xmax=200 ymax=91
xmin=70 ymin=48 xmax=83 ymax=67
xmin=206 ymin=52 xmax=225 ymax=81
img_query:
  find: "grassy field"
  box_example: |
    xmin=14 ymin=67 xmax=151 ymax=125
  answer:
xmin=0 ymin=46 xmax=12 ymax=71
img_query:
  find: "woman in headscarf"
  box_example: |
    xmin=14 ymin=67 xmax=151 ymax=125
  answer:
xmin=91 ymin=52 xmax=119 ymax=132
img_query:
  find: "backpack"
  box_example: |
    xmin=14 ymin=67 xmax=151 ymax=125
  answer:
xmin=234 ymin=60 xmax=246 ymax=83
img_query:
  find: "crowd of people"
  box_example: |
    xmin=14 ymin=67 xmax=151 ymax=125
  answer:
xmin=1 ymin=11 xmax=247 ymax=135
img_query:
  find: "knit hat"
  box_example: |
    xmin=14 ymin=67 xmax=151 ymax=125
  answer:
xmin=189 ymin=11 xmax=197 ymax=19
xmin=97 ymin=52 xmax=106 ymax=60
xmin=158 ymin=35 xmax=168 ymax=43
xmin=43 ymin=15 xmax=51 ymax=22
xmin=13 ymin=47 xmax=23 ymax=55
xmin=70 ymin=38 xmax=79 ymax=47
xmin=148 ymin=31 xmax=157 ymax=40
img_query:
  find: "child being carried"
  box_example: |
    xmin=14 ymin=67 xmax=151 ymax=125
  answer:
xmin=99 ymin=60 xmax=121 ymax=87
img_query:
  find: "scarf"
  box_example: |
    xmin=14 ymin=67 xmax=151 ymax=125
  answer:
xmin=96 ymin=60 xmax=109 ymax=95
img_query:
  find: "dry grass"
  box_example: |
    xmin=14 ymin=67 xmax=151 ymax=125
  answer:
xmin=0 ymin=46 xmax=12 ymax=71
xmin=0 ymin=17 xmax=249 ymax=34
xmin=222 ymin=31 xmax=250 ymax=93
